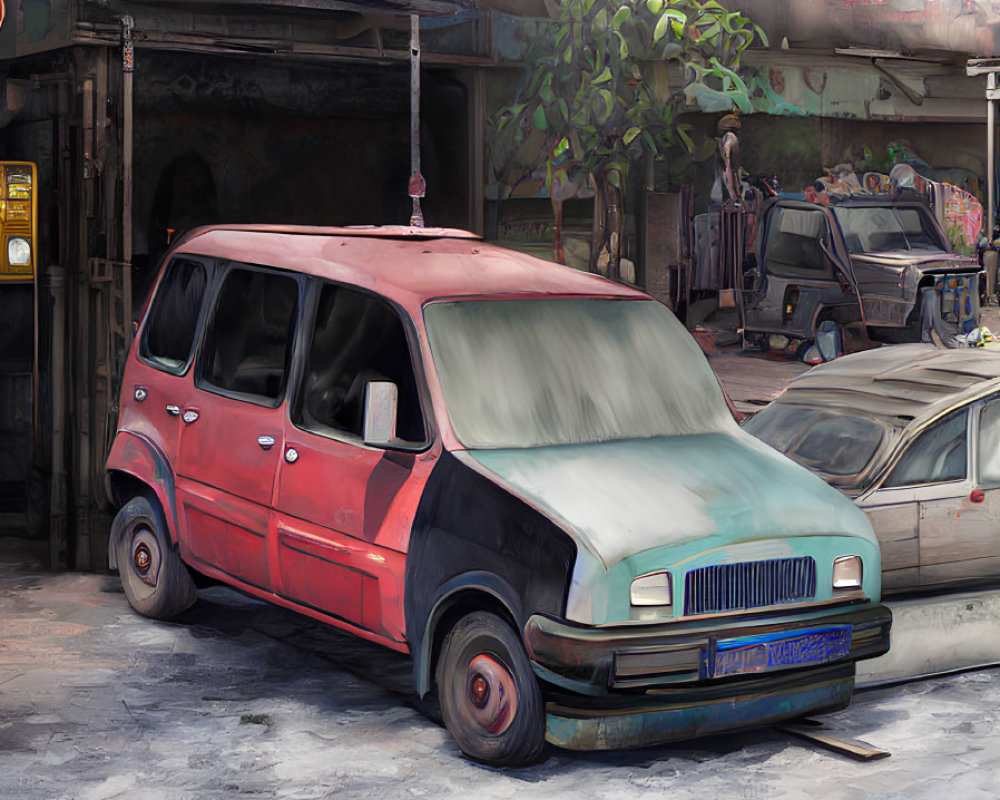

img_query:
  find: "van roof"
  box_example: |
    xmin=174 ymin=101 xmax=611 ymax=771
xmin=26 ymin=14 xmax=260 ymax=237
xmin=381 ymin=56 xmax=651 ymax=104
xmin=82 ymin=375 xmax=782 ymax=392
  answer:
xmin=171 ymin=224 xmax=645 ymax=308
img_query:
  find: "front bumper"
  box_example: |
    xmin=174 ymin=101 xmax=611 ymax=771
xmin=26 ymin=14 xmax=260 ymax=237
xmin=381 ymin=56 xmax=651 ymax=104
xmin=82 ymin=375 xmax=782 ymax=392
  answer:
xmin=525 ymin=602 xmax=891 ymax=693
xmin=526 ymin=602 xmax=891 ymax=751
xmin=545 ymin=662 xmax=855 ymax=750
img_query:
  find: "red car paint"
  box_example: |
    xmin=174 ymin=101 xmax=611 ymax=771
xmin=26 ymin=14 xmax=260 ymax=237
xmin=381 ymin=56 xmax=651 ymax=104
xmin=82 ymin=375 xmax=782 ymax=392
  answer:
xmin=109 ymin=225 xmax=640 ymax=653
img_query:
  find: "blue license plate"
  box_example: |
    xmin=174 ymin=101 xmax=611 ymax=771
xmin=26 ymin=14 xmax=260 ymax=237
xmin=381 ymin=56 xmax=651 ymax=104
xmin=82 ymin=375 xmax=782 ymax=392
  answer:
xmin=713 ymin=626 xmax=852 ymax=677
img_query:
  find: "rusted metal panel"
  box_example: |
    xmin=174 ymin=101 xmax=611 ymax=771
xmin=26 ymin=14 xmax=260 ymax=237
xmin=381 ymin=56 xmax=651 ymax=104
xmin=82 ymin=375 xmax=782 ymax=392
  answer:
xmin=864 ymin=502 xmax=919 ymax=571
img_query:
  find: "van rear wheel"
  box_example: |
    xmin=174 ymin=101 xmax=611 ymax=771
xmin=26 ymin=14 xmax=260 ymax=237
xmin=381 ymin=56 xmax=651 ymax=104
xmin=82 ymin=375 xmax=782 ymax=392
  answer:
xmin=436 ymin=610 xmax=546 ymax=767
xmin=112 ymin=495 xmax=197 ymax=620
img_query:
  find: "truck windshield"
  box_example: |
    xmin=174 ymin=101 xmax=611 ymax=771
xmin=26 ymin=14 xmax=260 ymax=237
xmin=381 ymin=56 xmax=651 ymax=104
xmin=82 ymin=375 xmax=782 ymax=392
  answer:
xmin=424 ymin=298 xmax=735 ymax=449
xmin=833 ymin=206 xmax=946 ymax=254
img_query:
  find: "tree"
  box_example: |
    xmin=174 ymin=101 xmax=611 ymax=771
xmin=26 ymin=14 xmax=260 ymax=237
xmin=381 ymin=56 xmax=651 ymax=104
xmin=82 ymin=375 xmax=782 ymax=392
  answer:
xmin=493 ymin=0 xmax=767 ymax=279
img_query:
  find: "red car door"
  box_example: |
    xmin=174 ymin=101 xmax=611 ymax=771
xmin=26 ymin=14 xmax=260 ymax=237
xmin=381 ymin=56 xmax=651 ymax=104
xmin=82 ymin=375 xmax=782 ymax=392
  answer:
xmin=121 ymin=256 xmax=210 ymax=484
xmin=174 ymin=266 xmax=300 ymax=592
xmin=270 ymin=282 xmax=432 ymax=645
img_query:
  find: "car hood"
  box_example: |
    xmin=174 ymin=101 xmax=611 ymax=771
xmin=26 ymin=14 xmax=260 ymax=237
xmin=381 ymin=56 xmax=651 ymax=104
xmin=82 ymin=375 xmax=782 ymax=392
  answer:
xmin=459 ymin=432 xmax=874 ymax=569
xmin=851 ymin=251 xmax=977 ymax=269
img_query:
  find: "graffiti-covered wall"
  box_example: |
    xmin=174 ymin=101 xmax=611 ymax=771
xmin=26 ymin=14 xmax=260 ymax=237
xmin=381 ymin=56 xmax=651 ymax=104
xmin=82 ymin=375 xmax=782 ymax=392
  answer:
xmin=735 ymin=0 xmax=1000 ymax=57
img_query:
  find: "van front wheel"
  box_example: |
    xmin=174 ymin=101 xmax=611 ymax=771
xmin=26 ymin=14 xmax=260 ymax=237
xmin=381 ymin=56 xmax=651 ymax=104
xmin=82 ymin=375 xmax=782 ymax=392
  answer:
xmin=436 ymin=610 xmax=546 ymax=767
xmin=112 ymin=495 xmax=197 ymax=620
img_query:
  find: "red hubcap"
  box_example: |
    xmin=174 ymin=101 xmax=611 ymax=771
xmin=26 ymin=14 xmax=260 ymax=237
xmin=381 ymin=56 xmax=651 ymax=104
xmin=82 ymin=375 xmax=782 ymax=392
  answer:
xmin=134 ymin=543 xmax=152 ymax=574
xmin=470 ymin=675 xmax=489 ymax=707
xmin=464 ymin=655 xmax=518 ymax=735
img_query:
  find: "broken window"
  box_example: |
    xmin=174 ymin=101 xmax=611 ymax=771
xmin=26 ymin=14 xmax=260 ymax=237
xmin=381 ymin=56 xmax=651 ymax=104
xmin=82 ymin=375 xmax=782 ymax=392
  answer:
xmin=884 ymin=408 xmax=968 ymax=488
xmin=198 ymin=267 xmax=298 ymax=402
xmin=763 ymin=208 xmax=832 ymax=278
xmin=292 ymin=283 xmax=425 ymax=445
xmin=140 ymin=257 xmax=207 ymax=371
xmin=833 ymin=205 xmax=944 ymax=254
xmin=743 ymin=405 xmax=884 ymax=479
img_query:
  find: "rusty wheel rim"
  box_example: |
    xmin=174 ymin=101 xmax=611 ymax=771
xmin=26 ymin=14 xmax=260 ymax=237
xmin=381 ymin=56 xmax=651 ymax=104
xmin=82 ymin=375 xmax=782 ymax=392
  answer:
xmin=127 ymin=524 xmax=162 ymax=593
xmin=463 ymin=654 xmax=518 ymax=736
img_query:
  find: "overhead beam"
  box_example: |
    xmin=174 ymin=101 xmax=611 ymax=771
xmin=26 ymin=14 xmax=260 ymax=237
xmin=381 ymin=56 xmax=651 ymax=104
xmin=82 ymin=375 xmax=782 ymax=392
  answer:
xmin=107 ymin=0 xmax=474 ymax=15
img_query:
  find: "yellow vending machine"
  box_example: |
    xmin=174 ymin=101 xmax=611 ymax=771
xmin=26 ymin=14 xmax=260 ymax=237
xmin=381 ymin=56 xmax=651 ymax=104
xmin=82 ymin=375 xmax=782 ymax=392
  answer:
xmin=0 ymin=162 xmax=39 ymax=531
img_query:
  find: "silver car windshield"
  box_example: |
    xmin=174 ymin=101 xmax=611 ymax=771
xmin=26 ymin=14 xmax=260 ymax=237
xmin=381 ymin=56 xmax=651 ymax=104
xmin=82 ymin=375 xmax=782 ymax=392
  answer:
xmin=744 ymin=404 xmax=886 ymax=480
xmin=424 ymin=298 xmax=734 ymax=449
xmin=833 ymin=206 xmax=946 ymax=255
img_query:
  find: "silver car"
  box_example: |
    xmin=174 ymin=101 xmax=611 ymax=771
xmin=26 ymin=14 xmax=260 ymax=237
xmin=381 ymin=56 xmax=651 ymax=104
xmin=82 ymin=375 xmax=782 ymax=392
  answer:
xmin=744 ymin=344 xmax=1000 ymax=594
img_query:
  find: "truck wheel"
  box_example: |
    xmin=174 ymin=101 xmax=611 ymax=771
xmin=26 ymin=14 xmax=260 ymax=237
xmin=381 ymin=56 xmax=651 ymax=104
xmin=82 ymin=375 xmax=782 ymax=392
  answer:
xmin=436 ymin=611 xmax=546 ymax=767
xmin=112 ymin=495 xmax=197 ymax=620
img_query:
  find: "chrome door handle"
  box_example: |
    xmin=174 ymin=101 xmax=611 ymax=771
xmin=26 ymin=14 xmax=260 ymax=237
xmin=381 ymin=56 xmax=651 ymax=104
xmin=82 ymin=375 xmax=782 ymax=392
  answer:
xmin=257 ymin=435 xmax=276 ymax=450
xmin=166 ymin=404 xmax=180 ymax=416
xmin=182 ymin=410 xmax=199 ymax=424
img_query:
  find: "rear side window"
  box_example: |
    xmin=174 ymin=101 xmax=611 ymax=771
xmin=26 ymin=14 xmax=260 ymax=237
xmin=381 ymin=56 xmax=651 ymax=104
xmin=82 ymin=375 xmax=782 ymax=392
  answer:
xmin=198 ymin=267 xmax=299 ymax=402
xmin=884 ymin=408 xmax=969 ymax=488
xmin=978 ymin=397 xmax=1000 ymax=487
xmin=140 ymin=257 xmax=207 ymax=371
xmin=293 ymin=283 xmax=425 ymax=445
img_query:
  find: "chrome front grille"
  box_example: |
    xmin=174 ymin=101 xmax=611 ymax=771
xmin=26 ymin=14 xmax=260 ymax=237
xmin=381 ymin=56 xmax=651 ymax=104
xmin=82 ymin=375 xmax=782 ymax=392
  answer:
xmin=683 ymin=557 xmax=817 ymax=616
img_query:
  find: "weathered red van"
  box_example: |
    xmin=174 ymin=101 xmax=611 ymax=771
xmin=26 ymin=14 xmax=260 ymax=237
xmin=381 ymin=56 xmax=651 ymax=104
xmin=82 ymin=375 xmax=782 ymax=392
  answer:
xmin=107 ymin=225 xmax=891 ymax=766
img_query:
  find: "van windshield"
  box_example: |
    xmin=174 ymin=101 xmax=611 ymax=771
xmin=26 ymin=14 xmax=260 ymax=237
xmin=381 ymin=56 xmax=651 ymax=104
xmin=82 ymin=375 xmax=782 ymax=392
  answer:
xmin=424 ymin=297 xmax=735 ymax=449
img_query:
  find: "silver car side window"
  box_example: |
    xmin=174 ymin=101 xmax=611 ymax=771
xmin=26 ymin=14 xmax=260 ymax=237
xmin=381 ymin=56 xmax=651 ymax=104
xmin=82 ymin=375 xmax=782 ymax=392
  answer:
xmin=979 ymin=398 xmax=1000 ymax=487
xmin=884 ymin=408 xmax=969 ymax=488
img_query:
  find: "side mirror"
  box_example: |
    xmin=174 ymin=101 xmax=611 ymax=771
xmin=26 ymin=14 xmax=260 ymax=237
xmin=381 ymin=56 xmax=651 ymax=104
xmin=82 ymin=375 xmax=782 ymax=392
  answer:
xmin=363 ymin=381 xmax=398 ymax=447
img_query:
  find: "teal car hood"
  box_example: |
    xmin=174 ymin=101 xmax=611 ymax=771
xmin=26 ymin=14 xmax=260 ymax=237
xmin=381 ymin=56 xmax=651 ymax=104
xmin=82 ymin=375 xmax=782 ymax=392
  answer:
xmin=460 ymin=431 xmax=874 ymax=569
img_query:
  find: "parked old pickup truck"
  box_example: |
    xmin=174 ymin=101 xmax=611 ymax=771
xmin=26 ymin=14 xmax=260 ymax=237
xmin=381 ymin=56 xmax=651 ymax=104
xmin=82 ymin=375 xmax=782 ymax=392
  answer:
xmin=743 ymin=196 xmax=982 ymax=350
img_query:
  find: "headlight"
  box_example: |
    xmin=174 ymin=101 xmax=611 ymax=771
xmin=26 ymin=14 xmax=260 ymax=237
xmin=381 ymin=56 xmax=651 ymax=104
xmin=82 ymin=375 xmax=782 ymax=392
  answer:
xmin=630 ymin=571 xmax=672 ymax=606
xmin=832 ymin=555 xmax=862 ymax=589
xmin=7 ymin=236 xmax=30 ymax=266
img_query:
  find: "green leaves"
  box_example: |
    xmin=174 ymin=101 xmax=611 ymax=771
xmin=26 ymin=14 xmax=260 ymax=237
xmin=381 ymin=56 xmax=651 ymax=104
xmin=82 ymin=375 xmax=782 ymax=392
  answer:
xmin=533 ymin=104 xmax=549 ymax=131
xmin=491 ymin=0 xmax=770 ymax=195
xmin=593 ymin=88 xmax=615 ymax=123
xmin=653 ymin=12 xmax=671 ymax=42
xmin=611 ymin=6 xmax=632 ymax=28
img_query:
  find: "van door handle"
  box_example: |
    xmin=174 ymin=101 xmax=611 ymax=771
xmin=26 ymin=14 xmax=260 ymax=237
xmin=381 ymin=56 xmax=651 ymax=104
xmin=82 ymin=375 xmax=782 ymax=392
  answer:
xmin=166 ymin=404 xmax=180 ymax=416
xmin=257 ymin=435 xmax=276 ymax=450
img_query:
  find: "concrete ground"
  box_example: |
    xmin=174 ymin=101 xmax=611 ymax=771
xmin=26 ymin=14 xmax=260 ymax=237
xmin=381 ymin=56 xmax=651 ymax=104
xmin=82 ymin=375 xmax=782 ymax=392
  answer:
xmin=2 ymin=538 xmax=1000 ymax=800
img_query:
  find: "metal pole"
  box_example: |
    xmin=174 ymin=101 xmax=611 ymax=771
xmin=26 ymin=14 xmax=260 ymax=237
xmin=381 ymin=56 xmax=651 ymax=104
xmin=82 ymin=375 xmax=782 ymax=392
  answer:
xmin=122 ymin=15 xmax=134 ymax=263
xmin=408 ymin=14 xmax=425 ymax=227
xmin=989 ymin=72 xmax=997 ymax=240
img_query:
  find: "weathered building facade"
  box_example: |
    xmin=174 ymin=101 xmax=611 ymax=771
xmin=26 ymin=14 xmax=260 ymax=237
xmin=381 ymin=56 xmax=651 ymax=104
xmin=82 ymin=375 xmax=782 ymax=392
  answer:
xmin=0 ymin=0 xmax=996 ymax=570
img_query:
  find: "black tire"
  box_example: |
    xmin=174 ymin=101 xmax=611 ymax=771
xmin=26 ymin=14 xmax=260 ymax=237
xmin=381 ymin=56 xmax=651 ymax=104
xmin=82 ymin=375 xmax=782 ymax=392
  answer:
xmin=436 ymin=611 xmax=546 ymax=767
xmin=111 ymin=495 xmax=197 ymax=619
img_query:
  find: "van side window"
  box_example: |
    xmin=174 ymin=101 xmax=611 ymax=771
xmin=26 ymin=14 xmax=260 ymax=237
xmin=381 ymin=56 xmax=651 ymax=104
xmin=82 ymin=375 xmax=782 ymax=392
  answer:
xmin=140 ymin=258 xmax=207 ymax=371
xmin=884 ymin=408 xmax=969 ymax=488
xmin=293 ymin=283 xmax=425 ymax=445
xmin=764 ymin=207 xmax=833 ymax=278
xmin=199 ymin=267 xmax=298 ymax=402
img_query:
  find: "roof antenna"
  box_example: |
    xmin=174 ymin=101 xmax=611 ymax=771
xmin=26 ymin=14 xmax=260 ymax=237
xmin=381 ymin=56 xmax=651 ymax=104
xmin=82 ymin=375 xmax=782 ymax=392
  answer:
xmin=408 ymin=13 xmax=426 ymax=228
